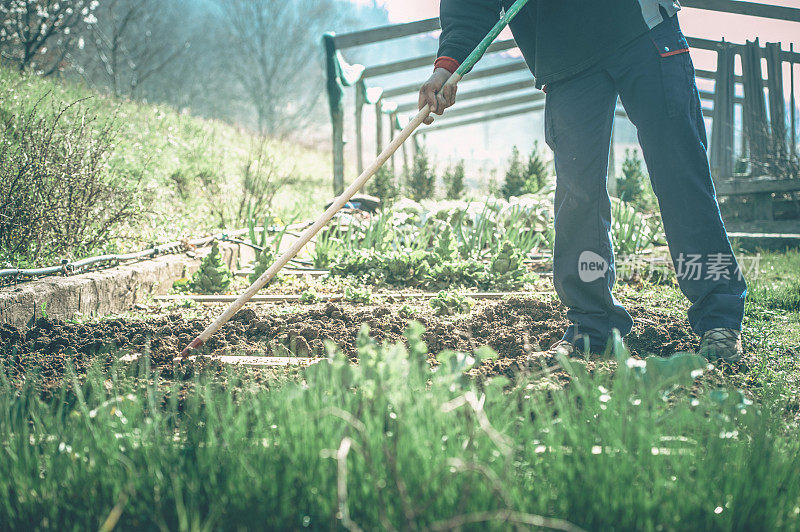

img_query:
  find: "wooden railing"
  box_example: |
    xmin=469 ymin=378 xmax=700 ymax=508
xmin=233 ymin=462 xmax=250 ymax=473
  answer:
xmin=323 ymin=0 xmax=800 ymax=224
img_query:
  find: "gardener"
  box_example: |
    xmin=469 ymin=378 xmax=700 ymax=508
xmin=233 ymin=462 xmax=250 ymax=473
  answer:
xmin=419 ymin=1 xmax=746 ymax=361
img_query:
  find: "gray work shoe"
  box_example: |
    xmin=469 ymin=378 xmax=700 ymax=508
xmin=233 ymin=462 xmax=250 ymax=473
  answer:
xmin=549 ymin=339 xmax=575 ymax=356
xmin=522 ymin=340 xmax=573 ymax=372
xmin=699 ymin=328 xmax=743 ymax=362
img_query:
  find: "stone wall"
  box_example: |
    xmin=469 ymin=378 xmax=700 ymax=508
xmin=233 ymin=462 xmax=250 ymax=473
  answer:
xmin=0 ymin=244 xmax=240 ymax=329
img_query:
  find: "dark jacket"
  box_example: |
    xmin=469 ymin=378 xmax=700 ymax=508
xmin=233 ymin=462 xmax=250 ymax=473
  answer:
xmin=437 ymin=0 xmax=680 ymax=88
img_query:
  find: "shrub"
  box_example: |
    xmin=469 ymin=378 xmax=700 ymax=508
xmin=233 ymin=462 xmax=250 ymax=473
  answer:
xmin=0 ymin=96 xmax=140 ymax=265
xmin=501 ymin=146 xmax=527 ymax=199
xmin=442 ymin=160 xmax=465 ymax=199
xmin=194 ymin=140 xmax=297 ymax=228
xmin=617 ymin=149 xmax=645 ymax=201
xmin=525 ymin=141 xmax=549 ymax=193
xmin=366 ymin=166 xmax=399 ymax=206
xmin=189 ymin=241 xmax=233 ymax=294
xmin=236 ymin=139 xmax=298 ymax=224
xmin=615 ymin=149 xmax=658 ymax=212
xmin=406 ymin=146 xmax=435 ymax=201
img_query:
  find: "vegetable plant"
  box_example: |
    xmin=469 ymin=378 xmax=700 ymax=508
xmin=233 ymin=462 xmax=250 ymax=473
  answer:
xmin=429 ymin=290 xmax=473 ymax=316
xmin=189 ymin=241 xmax=233 ymax=294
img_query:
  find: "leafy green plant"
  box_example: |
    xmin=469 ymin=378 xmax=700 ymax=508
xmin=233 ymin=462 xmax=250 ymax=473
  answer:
xmin=612 ymin=200 xmax=664 ymax=256
xmin=249 ymin=248 xmax=276 ymax=284
xmin=434 ymin=225 xmax=458 ymax=261
xmin=299 ymin=289 xmax=318 ymax=304
xmin=331 ymin=249 xmax=495 ymax=290
xmin=326 ymin=209 xmax=534 ymax=290
xmin=398 ymin=303 xmax=416 ymax=318
xmin=487 ymin=241 xmax=525 ymax=289
xmin=407 ymin=145 xmax=435 ymax=201
xmin=171 ymin=277 xmax=190 ymax=293
xmin=429 ymin=290 xmax=473 ymax=316
xmin=312 ymin=212 xmax=396 ymax=269
xmin=442 ymin=160 xmax=465 ymax=199
xmin=247 ymin=209 xmax=292 ymax=284
xmin=344 ymin=285 xmax=372 ymax=304
xmin=189 ymin=241 xmax=233 ymax=294
xmin=312 ymin=226 xmax=338 ymax=269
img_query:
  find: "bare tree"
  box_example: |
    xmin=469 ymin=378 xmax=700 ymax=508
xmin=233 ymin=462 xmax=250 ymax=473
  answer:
xmin=71 ymin=0 xmax=191 ymax=97
xmin=218 ymin=0 xmax=341 ymax=136
xmin=0 ymin=0 xmax=98 ymax=74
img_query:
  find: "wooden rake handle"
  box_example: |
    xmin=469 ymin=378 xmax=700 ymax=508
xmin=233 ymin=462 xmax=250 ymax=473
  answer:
xmin=177 ymin=0 xmax=534 ymax=358
xmin=178 ymin=76 xmax=462 ymax=358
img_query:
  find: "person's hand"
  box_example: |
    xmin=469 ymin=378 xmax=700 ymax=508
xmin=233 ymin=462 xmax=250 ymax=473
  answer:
xmin=418 ymin=67 xmax=457 ymax=125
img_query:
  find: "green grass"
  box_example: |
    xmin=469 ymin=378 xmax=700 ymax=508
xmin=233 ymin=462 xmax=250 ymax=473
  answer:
xmin=746 ymin=250 xmax=800 ymax=313
xmin=731 ymin=250 xmax=800 ymax=410
xmin=2 ymin=252 xmax=800 ymax=530
xmin=2 ymin=327 xmax=799 ymax=531
xmin=617 ymin=250 xmax=800 ymax=415
xmin=0 ymin=66 xmax=331 ymax=258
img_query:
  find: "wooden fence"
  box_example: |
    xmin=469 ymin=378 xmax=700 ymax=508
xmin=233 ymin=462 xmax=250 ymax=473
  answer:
xmin=323 ymin=0 xmax=800 ymax=223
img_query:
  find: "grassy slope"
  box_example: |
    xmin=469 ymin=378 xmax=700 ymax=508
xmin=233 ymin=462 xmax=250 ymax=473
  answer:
xmin=0 ymin=66 xmax=332 ymax=255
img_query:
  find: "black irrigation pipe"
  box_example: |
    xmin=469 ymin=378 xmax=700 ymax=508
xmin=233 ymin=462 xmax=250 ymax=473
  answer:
xmin=0 ymin=223 xmax=310 ymax=286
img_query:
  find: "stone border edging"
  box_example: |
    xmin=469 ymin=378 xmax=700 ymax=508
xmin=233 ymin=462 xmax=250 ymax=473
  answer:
xmin=0 ymin=245 xmax=240 ymax=329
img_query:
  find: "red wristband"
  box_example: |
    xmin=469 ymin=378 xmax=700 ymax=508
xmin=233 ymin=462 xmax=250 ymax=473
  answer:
xmin=434 ymin=56 xmax=460 ymax=74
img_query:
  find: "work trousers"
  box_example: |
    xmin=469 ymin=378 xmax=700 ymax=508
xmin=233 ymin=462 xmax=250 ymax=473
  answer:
xmin=543 ymin=14 xmax=747 ymax=351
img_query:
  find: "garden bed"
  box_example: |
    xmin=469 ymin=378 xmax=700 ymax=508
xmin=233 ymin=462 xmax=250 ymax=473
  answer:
xmin=1 ymin=294 xmax=699 ymax=390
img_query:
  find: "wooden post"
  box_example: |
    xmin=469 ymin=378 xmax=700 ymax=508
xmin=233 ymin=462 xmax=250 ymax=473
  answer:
xmin=389 ymin=112 xmax=397 ymax=177
xmin=791 ymin=43 xmax=797 ymax=158
xmin=401 ymin=134 xmax=410 ymax=184
xmin=332 ymin=109 xmax=345 ymax=195
xmin=375 ymin=98 xmax=384 ymax=156
xmin=355 ymin=83 xmax=365 ymax=175
xmin=323 ymin=33 xmax=346 ymax=196
xmin=710 ymin=40 xmax=737 ymax=179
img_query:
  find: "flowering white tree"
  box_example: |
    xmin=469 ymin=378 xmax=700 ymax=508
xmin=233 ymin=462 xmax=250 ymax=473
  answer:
xmin=0 ymin=0 xmax=99 ymax=74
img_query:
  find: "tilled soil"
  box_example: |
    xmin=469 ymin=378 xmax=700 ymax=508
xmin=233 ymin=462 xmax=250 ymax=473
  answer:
xmin=0 ymin=296 xmax=698 ymax=388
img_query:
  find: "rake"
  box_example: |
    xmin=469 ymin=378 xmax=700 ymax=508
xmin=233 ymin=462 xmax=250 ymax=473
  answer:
xmin=179 ymin=0 xmax=532 ymax=359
